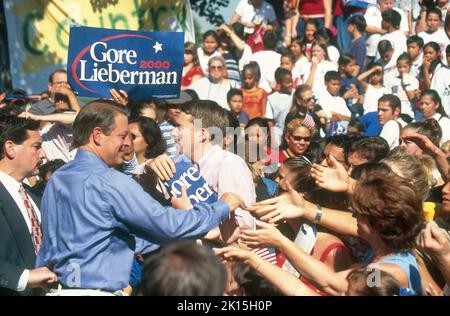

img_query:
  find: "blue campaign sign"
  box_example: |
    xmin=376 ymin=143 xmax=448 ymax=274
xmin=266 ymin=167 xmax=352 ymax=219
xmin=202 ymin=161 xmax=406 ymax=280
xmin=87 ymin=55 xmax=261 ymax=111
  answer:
xmin=165 ymin=162 xmax=218 ymax=205
xmin=67 ymin=26 xmax=184 ymax=100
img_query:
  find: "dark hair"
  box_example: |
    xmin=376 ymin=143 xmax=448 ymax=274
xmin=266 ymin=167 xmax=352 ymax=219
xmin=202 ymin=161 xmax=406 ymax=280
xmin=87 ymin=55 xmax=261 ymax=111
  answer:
xmin=407 ymin=35 xmax=424 ymax=48
xmin=346 ymin=266 xmax=401 ymax=296
xmin=290 ymin=35 xmax=306 ymax=59
xmin=347 ymin=119 xmax=365 ymax=136
xmin=426 ymin=8 xmax=442 ymax=21
xmin=140 ymin=241 xmax=227 ymax=296
xmin=447 ymin=43 xmax=450 ymax=55
xmin=281 ymin=51 xmax=296 ymax=65
xmin=231 ymin=261 xmax=282 ymax=296
xmin=0 ymin=115 xmax=40 ymax=160
xmin=48 ymin=69 xmax=67 ymax=83
xmin=128 ymin=100 xmax=160 ymax=121
xmin=39 ymin=159 xmax=65 ymax=180
xmin=280 ymin=156 xmax=316 ymax=194
xmin=275 ymin=67 xmax=292 ymax=84
xmin=378 ymin=94 xmax=401 ymax=111
xmin=403 ymin=119 xmax=442 ymax=147
xmin=348 ymin=14 xmax=367 ymax=32
xmin=382 ymin=9 xmax=401 ymax=28
xmin=338 ymin=53 xmax=356 ymax=67
xmin=351 ymin=173 xmax=425 ymax=251
xmin=202 ymin=30 xmax=219 ymax=43
xmin=289 ymin=84 xmax=312 ymax=114
xmin=324 ymin=70 xmax=340 ymax=82
xmin=421 ymin=88 xmax=448 ymax=117
xmin=350 ymin=161 xmax=392 ymax=180
xmin=227 ymin=88 xmax=243 ymax=103
xmin=325 ymin=134 xmax=352 ymax=162
xmin=184 ymin=42 xmax=200 ymax=67
xmin=243 ymin=61 xmax=262 ymax=82
xmin=377 ymin=40 xmax=393 ymax=57
xmin=397 ymin=52 xmax=412 ymax=65
xmin=263 ymin=30 xmax=278 ymax=50
xmin=129 ymin=117 xmax=166 ymax=159
xmin=423 ymin=42 xmax=443 ymax=74
xmin=314 ymin=27 xmax=339 ymax=48
xmin=72 ymin=99 xmax=128 ymax=148
xmin=349 ymin=137 xmax=390 ymax=163
xmin=232 ymin=22 xmax=245 ymax=39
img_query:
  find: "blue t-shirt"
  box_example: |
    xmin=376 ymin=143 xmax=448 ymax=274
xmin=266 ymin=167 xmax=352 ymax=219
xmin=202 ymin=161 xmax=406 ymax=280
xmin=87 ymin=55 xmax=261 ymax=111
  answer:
xmin=348 ymin=36 xmax=367 ymax=73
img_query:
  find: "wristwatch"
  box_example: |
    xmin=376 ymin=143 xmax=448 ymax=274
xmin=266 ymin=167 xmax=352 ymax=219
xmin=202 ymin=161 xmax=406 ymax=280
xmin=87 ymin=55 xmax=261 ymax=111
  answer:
xmin=312 ymin=204 xmax=323 ymax=224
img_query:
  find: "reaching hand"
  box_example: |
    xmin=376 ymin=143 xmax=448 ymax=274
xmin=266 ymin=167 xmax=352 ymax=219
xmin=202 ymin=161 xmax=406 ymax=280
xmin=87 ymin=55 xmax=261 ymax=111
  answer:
xmin=50 ymin=85 xmax=73 ymax=96
xmin=247 ymin=181 xmax=305 ymax=223
xmin=27 ymin=267 xmax=58 ymax=291
xmin=214 ymin=245 xmax=258 ymax=265
xmin=419 ymin=226 xmax=450 ymax=259
xmin=171 ymin=185 xmax=193 ymax=210
xmin=311 ymin=155 xmax=351 ymax=193
xmin=110 ymin=88 xmax=129 ymax=106
xmin=146 ymin=154 xmax=176 ymax=181
xmin=219 ymin=192 xmax=247 ymax=212
xmin=239 ymin=220 xmax=285 ymax=249
xmin=402 ymin=132 xmax=439 ymax=155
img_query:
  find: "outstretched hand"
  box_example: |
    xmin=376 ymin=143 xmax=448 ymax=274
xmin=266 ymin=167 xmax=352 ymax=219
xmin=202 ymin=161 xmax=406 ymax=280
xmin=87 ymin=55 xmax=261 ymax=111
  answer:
xmin=239 ymin=220 xmax=285 ymax=249
xmin=311 ymin=154 xmax=351 ymax=193
xmin=247 ymin=181 xmax=305 ymax=223
xmin=402 ymin=132 xmax=439 ymax=155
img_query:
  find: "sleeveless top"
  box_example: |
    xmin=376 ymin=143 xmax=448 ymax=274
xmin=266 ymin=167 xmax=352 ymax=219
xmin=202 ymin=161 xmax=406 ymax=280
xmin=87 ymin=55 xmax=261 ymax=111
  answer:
xmin=364 ymin=251 xmax=422 ymax=296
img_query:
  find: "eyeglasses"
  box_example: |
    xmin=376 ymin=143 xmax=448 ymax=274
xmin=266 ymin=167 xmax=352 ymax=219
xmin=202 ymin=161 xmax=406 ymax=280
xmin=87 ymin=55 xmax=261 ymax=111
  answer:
xmin=290 ymin=135 xmax=311 ymax=142
xmin=210 ymin=65 xmax=224 ymax=70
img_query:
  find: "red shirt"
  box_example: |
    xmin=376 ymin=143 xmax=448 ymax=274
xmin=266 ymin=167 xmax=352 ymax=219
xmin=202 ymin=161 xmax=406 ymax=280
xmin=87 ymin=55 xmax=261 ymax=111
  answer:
xmin=182 ymin=65 xmax=204 ymax=88
xmin=299 ymin=0 xmax=324 ymax=15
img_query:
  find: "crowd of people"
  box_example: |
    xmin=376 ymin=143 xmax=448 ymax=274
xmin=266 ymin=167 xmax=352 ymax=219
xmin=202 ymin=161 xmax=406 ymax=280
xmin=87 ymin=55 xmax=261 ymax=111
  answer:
xmin=1 ymin=0 xmax=450 ymax=296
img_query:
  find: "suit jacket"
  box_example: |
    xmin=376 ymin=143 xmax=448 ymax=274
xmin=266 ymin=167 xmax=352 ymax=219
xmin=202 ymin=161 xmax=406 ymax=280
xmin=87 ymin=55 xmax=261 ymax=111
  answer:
xmin=0 ymin=182 xmax=41 ymax=296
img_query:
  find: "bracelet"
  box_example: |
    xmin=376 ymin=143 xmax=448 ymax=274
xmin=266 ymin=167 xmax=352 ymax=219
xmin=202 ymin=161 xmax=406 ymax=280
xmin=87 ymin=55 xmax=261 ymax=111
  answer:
xmin=312 ymin=204 xmax=323 ymax=224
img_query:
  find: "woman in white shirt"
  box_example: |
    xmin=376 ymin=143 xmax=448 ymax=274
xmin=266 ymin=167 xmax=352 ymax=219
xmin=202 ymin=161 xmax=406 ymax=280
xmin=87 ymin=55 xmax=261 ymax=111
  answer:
xmin=128 ymin=117 xmax=167 ymax=175
xmin=419 ymin=89 xmax=450 ymax=145
xmin=304 ymin=41 xmax=338 ymax=97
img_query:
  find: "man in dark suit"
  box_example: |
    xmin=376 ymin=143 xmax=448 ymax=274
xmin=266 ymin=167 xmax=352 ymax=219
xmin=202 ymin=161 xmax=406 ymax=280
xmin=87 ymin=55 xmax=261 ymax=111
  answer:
xmin=0 ymin=115 xmax=57 ymax=295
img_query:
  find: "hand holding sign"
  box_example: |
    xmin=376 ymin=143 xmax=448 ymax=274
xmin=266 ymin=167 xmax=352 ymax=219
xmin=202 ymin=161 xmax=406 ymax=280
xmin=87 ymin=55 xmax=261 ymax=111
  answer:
xmin=110 ymin=88 xmax=128 ymax=106
xmin=171 ymin=185 xmax=193 ymax=210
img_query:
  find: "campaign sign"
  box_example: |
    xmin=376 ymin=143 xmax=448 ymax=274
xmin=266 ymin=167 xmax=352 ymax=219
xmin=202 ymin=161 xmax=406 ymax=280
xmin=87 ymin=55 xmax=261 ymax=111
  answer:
xmin=165 ymin=162 xmax=218 ymax=205
xmin=67 ymin=26 xmax=184 ymax=100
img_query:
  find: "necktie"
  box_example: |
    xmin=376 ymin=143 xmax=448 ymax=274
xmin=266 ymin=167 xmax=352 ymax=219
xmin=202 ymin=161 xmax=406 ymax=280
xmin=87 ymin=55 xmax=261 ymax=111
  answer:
xmin=18 ymin=185 xmax=42 ymax=254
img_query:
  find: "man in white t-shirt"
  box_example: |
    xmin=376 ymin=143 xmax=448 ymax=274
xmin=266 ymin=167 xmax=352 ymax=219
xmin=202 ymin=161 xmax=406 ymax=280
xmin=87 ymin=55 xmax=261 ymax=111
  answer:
xmin=316 ymin=71 xmax=351 ymax=122
xmin=377 ymin=9 xmax=407 ymax=58
xmin=378 ymin=94 xmax=406 ymax=149
xmin=418 ymin=8 xmax=450 ymax=65
xmin=431 ymin=65 xmax=450 ymax=116
xmin=365 ymin=0 xmax=409 ymax=60
xmin=250 ymin=30 xmax=281 ymax=93
xmin=230 ymin=0 xmax=279 ymax=35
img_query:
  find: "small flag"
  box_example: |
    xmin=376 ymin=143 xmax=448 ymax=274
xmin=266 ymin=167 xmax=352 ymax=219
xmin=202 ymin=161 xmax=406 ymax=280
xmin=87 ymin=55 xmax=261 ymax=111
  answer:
xmin=252 ymin=247 xmax=277 ymax=265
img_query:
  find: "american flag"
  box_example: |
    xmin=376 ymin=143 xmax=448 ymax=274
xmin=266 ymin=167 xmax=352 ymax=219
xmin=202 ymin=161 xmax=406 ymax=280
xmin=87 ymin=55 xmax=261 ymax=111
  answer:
xmin=251 ymin=247 xmax=277 ymax=264
xmin=302 ymin=111 xmax=316 ymax=130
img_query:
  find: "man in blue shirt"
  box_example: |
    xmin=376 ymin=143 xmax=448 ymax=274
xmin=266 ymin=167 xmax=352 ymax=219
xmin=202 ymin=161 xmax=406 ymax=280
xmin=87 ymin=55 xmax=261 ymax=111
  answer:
xmin=36 ymin=100 xmax=244 ymax=294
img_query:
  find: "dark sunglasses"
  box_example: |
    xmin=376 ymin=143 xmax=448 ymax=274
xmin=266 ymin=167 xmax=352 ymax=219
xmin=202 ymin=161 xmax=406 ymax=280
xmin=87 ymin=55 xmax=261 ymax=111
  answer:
xmin=291 ymin=135 xmax=311 ymax=142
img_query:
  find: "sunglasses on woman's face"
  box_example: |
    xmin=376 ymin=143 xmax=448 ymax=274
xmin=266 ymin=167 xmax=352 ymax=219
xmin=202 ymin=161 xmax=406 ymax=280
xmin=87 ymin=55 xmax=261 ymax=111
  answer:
xmin=291 ymin=135 xmax=311 ymax=142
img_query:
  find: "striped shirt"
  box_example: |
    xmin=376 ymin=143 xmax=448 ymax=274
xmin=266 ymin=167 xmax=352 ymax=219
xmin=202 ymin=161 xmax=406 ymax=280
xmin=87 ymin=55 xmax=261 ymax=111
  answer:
xmin=159 ymin=120 xmax=177 ymax=158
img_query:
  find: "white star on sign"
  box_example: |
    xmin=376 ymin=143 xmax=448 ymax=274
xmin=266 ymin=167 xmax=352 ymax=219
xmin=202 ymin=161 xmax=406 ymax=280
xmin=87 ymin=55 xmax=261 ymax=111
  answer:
xmin=153 ymin=42 xmax=162 ymax=53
